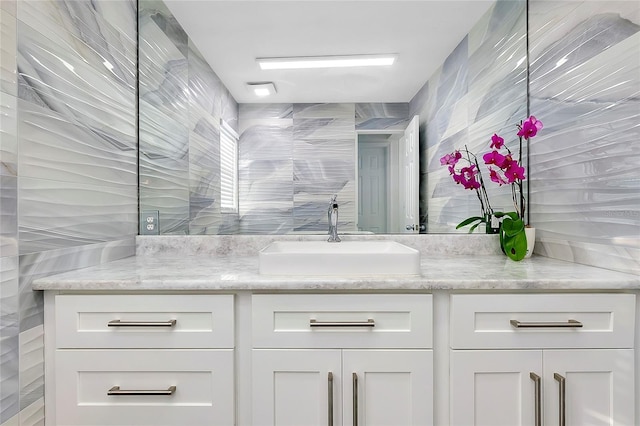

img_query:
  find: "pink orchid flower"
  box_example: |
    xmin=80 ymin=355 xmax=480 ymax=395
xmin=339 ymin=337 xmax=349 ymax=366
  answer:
xmin=440 ymin=151 xmax=462 ymax=166
xmin=490 ymin=134 xmax=504 ymax=149
xmin=503 ymin=159 xmax=526 ymax=182
xmin=453 ymin=165 xmax=481 ymax=190
xmin=483 ymin=150 xmax=507 ymax=169
xmin=489 ymin=168 xmax=508 ymax=185
xmin=517 ymin=116 xmax=544 ymax=139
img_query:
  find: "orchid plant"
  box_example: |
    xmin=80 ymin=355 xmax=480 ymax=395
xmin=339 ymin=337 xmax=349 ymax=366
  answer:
xmin=440 ymin=116 xmax=543 ymax=260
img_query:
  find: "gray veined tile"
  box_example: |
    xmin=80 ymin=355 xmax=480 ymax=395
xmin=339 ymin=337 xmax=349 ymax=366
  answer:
xmin=221 ymin=89 xmax=238 ymax=132
xmin=0 ymin=255 xmax=18 ymax=331
xmin=0 ymin=176 xmax=17 ymax=258
xmin=17 ymin=99 xmax=137 ymax=188
xmin=18 ymin=325 xmax=43 ymax=411
xmin=0 ymin=92 xmax=17 ymax=177
xmin=18 ymin=397 xmax=44 ymax=426
xmin=293 ymin=118 xmax=355 ymax=140
xmin=239 ymin=103 xmax=293 ymax=122
xmin=139 ymin=0 xmax=188 ymax=56
xmin=239 ymin=121 xmax=293 ymax=161
xmin=18 ymin=177 xmax=137 ymax=254
xmin=355 ymin=103 xmax=409 ymax=120
xmin=91 ymin=0 xmax=136 ymax=44
xmin=355 ymin=118 xmax=410 ymax=131
xmin=17 ymin=18 xmax=136 ymax=126
xmin=0 ymin=332 xmax=19 ymax=424
xmin=18 ymin=240 xmax=134 ymax=333
xmin=0 ymin=7 xmax=17 ymax=97
xmin=188 ymin=39 xmax=223 ymax=120
xmin=293 ymin=103 xmax=355 ymax=119
xmin=138 ymin=13 xmax=188 ymax=119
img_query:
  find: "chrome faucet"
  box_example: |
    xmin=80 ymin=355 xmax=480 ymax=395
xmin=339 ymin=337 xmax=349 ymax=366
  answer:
xmin=327 ymin=195 xmax=341 ymax=242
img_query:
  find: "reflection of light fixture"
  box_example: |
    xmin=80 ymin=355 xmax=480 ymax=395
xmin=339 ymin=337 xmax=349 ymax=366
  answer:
xmin=246 ymin=82 xmax=277 ymax=97
xmin=257 ymin=54 xmax=397 ymax=70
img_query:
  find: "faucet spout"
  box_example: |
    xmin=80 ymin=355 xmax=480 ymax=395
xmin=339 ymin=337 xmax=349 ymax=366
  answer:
xmin=327 ymin=195 xmax=341 ymax=242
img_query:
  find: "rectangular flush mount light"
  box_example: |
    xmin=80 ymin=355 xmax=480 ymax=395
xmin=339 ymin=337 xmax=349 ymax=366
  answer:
xmin=246 ymin=82 xmax=277 ymax=97
xmin=257 ymin=54 xmax=396 ymax=70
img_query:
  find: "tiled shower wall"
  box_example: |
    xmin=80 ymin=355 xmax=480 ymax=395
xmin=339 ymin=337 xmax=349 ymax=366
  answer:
xmin=528 ymin=0 xmax=640 ymax=275
xmin=138 ymin=0 xmax=239 ymax=235
xmin=410 ymin=0 xmax=528 ymax=233
xmin=0 ymin=1 xmax=138 ymax=424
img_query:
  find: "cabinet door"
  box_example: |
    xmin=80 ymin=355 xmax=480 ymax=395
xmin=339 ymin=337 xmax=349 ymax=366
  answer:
xmin=253 ymin=349 xmax=342 ymax=426
xmin=343 ymin=350 xmax=433 ymax=426
xmin=450 ymin=350 xmax=542 ymax=426
xmin=543 ymin=349 xmax=635 ymax=426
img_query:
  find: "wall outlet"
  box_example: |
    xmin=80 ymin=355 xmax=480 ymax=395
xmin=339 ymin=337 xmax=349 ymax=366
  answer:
xmin=140 ymin=210 xmax=160 ymax=235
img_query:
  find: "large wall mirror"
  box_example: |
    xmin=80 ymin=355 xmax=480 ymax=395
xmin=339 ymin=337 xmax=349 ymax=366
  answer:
xmin=138 ymin=0 xmax=528 ymax=235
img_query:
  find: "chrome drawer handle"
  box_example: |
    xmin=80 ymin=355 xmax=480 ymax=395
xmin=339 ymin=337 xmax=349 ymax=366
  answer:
xmin=108 ymin=319 xmax=177 ymax=327
xmin=310 ymin=319 xmax=375 ymax=328
xmin=510 ymin=319 xmax=582 ymax=328
xmin=107 ymin=385 xmax=176 ymax=396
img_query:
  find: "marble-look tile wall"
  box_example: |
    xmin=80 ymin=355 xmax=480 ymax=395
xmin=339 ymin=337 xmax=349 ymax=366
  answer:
xmin=0 ymin=1 xmax=137 ymax=424
xmin=238 ymin=102 xmax=409 ymax=234
xmin=138 ymin=0 xmax=239 ymax=235
xmin=410 ymin=0 xmax=527 ymax=232
xmin=528 ymin=0 xmax=640 ymax=275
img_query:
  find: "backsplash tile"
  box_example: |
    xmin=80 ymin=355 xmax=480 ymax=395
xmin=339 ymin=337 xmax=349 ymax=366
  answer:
xmin=528 ymin=0 xmax=640 ymax=274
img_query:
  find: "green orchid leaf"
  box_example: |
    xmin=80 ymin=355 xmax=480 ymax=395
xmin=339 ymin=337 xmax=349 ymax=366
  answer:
xmin=456 ymin=216 xmax=484 ymax=229
xmin=504 ymin=218 xmax=525 ymax=237
xmin=468 ymin=222 xmax=481 ymax=233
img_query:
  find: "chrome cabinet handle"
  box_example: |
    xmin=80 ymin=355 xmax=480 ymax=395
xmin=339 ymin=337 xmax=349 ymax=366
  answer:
xmin=554 ymin=373 xmax=566 ymax=426
xmin=352 ymin=372 xmax=358 ymax=426
xmin=107 ymin=385 xmax=176 ymax=396
xmin=530 ymin=373 xmax=541 ymax=426
xmin=310 ymin=319 xmax=375 ymax=328
xmin=108 ymin=319 xmax=177 ymax=327
xmin=510 ymin=319 xmax=582 ymax=328
xmin=328 ymin=372 xmax=333 ymax=426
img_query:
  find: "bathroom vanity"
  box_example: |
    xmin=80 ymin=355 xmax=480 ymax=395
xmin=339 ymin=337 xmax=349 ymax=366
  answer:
xmin=34 ymin=238 xmax=640 ymax=426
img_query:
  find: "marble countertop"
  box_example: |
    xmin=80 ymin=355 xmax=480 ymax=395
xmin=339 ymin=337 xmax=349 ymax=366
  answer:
xmin=33 ymin=254 xmax=640 ymax=291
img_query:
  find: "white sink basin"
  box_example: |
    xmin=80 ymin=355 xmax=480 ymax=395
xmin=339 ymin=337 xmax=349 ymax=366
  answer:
xmin=258 ymin=241 xmax=421 ymax=276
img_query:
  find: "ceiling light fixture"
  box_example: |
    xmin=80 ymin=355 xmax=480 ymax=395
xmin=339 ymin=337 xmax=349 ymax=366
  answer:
xmin=256 ymin=54 xmax=397 ymax=70
xmin=246 ymin=82 xmax=277 ymax=97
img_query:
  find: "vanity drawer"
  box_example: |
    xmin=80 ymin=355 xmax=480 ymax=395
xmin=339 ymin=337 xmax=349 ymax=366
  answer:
xmin=55 ymin=294 xmax=234 ymax=349
xmin=252 ymin=294 xmax=432 ymax=348
xmin=55 ymin=349 xmax=234 ymax=426
xmin=450 ymin=293 xmax=635 ymax=349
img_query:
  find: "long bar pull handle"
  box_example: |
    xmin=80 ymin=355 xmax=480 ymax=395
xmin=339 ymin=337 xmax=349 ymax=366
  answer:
xmin=510 ymin=319 xmax=582 ymax=328
xmin=108 ymin=319 xmax=177 ymax=327
xmin=107 ymin=385 xmax=176 ymax=396
xmin=554 ymin=373 xmax=566 ymax=426
xmin=530 ymin=373 xmax=541 ymax=426
xmin=352 ymin=373 xmax=358 ymax=426
xmin=328 ymin=372 xmax=333 ymax=426
xmin=310 ymin=319 xmax=375 ymax=328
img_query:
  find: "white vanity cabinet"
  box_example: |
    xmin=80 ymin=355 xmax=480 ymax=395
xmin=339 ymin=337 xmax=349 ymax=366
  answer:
xmin=449 ymin=294 xmax=636 ymax=426
xmin=251 ymin=294 xmax=434 ymax=425
xmin=48 ymin=294 xmax=235 ymax=426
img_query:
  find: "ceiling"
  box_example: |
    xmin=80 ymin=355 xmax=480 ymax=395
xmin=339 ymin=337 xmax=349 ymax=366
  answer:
xmin=163 ymin=1 xmax=495 ymax=104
